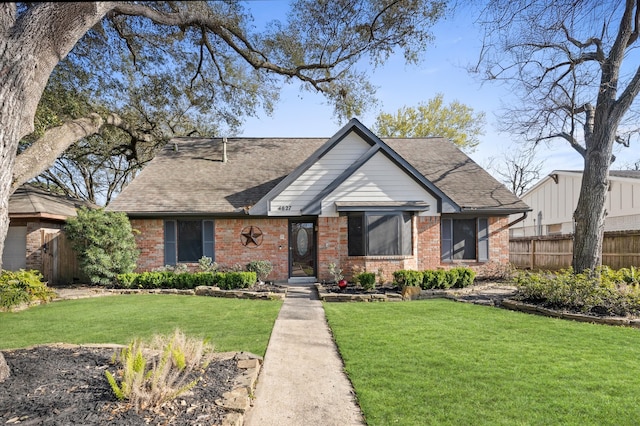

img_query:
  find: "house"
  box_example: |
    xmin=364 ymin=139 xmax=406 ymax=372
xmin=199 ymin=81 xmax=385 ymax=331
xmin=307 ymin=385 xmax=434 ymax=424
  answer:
xmin=106 ymin=119 xmax=530 ymax=283
xmin=4 ymin=184 xmax=89 ymax=284
xmin=509 ymin=170 xmax=640 ymax=238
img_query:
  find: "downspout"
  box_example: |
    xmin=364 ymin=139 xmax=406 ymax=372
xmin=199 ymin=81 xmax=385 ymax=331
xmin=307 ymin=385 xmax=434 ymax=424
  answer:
xmin=508 ymin=212 xmax=528 ymax=228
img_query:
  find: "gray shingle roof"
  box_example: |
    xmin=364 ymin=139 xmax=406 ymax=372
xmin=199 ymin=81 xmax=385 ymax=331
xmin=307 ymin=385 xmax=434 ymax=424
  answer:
xmin=107 ymin=131 xmax=529 ymax=216
xmin=610 ymin=170 xmax=640 ymax=179
xmin=9 ymin=184 xmax=91 ymax=218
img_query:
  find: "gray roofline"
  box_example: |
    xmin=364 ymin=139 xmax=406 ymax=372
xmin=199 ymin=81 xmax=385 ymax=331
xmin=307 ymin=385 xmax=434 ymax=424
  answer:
xmin=301 ymin=144 xmax=381 ymax=215
xmin=458 ymin=207 xmax=532 ymax=215
xmin=348 ymin=119 xmax=459 ymax=212
xmin=248 ymin=120 xmax=363 ymax=215
xmin=251 ymin=118 xmax=460 ymax=216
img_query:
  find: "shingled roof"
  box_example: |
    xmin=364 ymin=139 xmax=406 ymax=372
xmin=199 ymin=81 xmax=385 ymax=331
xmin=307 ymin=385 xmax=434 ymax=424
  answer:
xmin=108 ymin=123 xmax=529 ymax=216
xmin=9 ymin=184 xmax=91 ymax=219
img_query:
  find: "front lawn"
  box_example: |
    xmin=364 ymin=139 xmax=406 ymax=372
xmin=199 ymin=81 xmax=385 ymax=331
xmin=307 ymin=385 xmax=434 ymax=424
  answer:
xmin=0 ymin=294 xmax=282 ymax=356
xmin=324 ymin=299 xmax=640 ymax=426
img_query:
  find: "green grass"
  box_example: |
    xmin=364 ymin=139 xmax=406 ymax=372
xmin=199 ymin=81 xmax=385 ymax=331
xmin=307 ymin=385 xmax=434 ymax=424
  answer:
xmin=0 ymin=294 xmax=282 ymax=356
xmin=324 ymin=299 xmax=640 ymax=426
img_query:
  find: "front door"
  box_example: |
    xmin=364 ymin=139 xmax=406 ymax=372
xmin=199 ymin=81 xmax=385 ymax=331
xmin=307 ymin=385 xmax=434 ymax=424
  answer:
xmin=289 ymin=220 xmax=316 ymax=278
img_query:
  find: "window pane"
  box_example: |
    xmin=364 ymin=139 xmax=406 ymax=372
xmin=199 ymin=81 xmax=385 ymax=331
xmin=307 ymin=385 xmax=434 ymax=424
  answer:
xmin=367 ymin=214 xmax=400 ymax=255
xmin=452 ymin=219 xmax=476 ymax=260
xmin=348 ymin=214 xmax=364 ymax=256
xmin=178 ymin=220 xmax=202 ymax=262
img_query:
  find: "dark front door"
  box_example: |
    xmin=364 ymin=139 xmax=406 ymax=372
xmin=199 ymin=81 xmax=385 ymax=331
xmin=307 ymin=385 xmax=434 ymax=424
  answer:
xmin=289 ymin=220 xmax=316 ymax=278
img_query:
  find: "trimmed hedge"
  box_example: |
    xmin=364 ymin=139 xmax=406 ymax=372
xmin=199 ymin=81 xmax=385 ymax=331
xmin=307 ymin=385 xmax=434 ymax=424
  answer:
xmin=393 ymin=267 xmax=476 ymax=290
xmin=115 ymin=271 xmax=257 ymax=290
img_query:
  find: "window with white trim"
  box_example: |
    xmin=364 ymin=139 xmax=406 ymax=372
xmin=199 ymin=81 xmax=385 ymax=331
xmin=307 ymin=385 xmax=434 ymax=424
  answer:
xmin=164 ymin=220 xmax=214 ymax=265
xmin=441 ymin=217 xmax=489 ymax=262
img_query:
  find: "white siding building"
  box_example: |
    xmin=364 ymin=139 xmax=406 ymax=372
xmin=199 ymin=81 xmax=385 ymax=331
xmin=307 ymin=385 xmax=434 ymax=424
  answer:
xmin=509 ymin=170 xmax=640 ymax=237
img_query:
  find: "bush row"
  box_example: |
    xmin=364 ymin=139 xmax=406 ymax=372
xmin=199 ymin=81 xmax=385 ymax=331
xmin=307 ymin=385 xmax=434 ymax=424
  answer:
xmin=392 ymin=267 xmax=476 ymax=290
xmin=115 ymin=271 xmax=257 ymax=290
xmin=513 ymin=267 xmax=640 ymax=316
xmin=0 ymin=269 xmax=55 ymax=310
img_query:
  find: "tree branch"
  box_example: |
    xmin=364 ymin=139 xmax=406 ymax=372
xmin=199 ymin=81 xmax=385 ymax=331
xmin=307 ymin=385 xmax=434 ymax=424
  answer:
xmin=12 ymin=112 xmax=152 ymax=192
xmin=12 ymin=114 xmax=105 ymax=192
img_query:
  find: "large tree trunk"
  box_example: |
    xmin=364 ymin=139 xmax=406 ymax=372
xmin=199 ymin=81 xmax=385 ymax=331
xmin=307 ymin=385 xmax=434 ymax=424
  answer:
xmin=572 ymin=137 xmax=612 ymax=273
xmin=0 ymin=3 xmax=113 ymax=270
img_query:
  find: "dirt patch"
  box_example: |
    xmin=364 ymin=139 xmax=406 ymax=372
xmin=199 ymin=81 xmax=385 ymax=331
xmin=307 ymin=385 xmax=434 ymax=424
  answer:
xmin=0 ymin=345 xmax=240 ymax=425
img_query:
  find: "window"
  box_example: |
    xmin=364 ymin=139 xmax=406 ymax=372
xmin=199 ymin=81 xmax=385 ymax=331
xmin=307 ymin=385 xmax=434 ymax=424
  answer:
xmin=348 ymin=212 xmax=412 ymax=256
xmin=164 ymin=220 xmax=214 ymax=265
xmin=441 ymin=217 xmax=489 ymax=262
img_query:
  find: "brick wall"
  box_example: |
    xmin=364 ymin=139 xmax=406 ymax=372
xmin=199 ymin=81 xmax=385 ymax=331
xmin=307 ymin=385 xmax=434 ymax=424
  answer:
xmin=131 ymin=218 xmax=291 ymax=280
xmin=25 ymin=221 xmax=43 ymax=270
xmin=130 ymin=219 xmax=164 ymax=271
xmin=215 ymin=218 xmax=289 ymax=280
xmin=131 ymin=215 xmax=512 ymax=282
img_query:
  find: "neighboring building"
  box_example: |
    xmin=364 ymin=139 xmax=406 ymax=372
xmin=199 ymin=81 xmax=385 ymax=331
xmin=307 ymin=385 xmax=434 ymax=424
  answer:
xmin=510 ymin=170 xmax=640 ymax=238
xmin=107 ymin=119 xmax=529 ymax=283
xmin=4 ymin=184 xmax=89 ymax=284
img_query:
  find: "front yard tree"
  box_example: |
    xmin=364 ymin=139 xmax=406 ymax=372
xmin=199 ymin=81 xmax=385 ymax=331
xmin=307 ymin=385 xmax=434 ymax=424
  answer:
xmin=0 ymin=1 xmax=448 ymax=270
xmin=475 ymin=0 xmax=640 ymax=272
xmin=372 ymin=93 xmax=486 ymax=153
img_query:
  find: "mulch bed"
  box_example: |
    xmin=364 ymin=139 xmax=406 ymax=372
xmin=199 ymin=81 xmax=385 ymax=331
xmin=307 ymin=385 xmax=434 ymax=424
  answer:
xmin=0 ymin=346 xmax=239 ymax=425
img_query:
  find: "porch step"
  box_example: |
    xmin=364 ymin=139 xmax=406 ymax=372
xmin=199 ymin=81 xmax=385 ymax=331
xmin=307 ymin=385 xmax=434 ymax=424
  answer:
xmin=287 ymin=277 xmax=317 ymax=284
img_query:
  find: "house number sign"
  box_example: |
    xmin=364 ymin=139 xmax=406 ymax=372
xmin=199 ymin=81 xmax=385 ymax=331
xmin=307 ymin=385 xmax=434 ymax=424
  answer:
xmin=240 ymin=225 xmax=263 ymax=247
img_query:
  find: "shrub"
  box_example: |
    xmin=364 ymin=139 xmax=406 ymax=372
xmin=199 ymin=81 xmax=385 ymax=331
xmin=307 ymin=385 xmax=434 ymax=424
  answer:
xmin=217 ymin=272 xmax=256 ymax=290
xmin=105 ymin=329 xmax=215 ymax=412
xmin=65 ymin=208 xmax=139 ymax=286
xmin=0 ymin=270 xmax=55 ymax=310
xmin=453 ymin=267 xmax=476 ymax=288
xmin=328 ymin=263 xmax=344 ymax=283
xmin=513 ymin=267 xmax=640 ymax=316
xmin=393 ymin=270 xmax=423 ymax=289
xmin=246 ymin=260 xmax=273 ymax=283
xmin=115 ymin=271 xmax=256 ymax=290
xmin=198 ymin=257 xmax=218 ymax=273
xmin=356 ymin=272 xmax=376 ymax=291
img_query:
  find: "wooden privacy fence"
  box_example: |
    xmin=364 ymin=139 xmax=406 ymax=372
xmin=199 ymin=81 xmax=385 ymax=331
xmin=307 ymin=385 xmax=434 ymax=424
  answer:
xmin=42 ymin=229 xmax=85 ymax=285
xmin=510 ymin=231 xmax=640 ymax=270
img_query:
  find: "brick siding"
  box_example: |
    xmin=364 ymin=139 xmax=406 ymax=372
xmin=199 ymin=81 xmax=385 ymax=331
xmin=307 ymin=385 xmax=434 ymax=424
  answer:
xmin=131 ymin=215 xmax=512 ymax=282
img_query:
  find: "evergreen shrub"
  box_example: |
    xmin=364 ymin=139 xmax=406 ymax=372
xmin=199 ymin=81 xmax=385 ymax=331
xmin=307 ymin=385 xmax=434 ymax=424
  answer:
xmin=65 ymin=207 xmax=139 ymax=285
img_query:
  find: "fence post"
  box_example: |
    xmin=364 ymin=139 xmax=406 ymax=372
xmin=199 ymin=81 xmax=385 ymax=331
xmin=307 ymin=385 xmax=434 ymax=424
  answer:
xmin=530 ymin=239 xmax=536 ymax=270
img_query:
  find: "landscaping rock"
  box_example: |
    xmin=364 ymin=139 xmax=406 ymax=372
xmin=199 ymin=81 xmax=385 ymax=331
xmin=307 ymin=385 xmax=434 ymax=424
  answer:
xmin=0 ymin=352 xmax=9 ymax=383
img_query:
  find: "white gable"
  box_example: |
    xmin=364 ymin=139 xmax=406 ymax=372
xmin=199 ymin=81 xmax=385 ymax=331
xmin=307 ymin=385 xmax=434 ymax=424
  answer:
xmin=320 ymin=152 xmax=438 ymax=216
xmin=510 ymin=171 xmax=640 ymax=236
xmin=268 ymin=132 xmax=371 ymax=215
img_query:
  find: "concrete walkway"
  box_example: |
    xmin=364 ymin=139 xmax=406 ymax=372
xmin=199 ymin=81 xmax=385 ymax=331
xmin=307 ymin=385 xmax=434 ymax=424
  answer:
xmin=244 ymin=283 xmax=365 ymax=426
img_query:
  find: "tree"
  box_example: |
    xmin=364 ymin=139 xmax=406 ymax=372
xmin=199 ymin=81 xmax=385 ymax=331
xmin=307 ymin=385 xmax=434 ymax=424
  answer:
xmin=65 ymin=208 xmax=139 ymax=285
xmin=489 ymin=145 xmax=544 ymax=196
xmin=372 ymin=93 xmax=486 ymax=152
xmin=0 ymin=1 xmax=449 ymax=269
xmin=474 ymin=1 xmax=640 ymax=272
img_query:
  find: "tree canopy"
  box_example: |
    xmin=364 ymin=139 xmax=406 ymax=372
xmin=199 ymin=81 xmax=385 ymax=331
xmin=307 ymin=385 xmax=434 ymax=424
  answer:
xmin=475 ymin=0 xmax=640 ymax=272
xmin=0 ymin=1 xmax=449 ymax=269
xmin=372 ymin=94 xmax=485 ymax=152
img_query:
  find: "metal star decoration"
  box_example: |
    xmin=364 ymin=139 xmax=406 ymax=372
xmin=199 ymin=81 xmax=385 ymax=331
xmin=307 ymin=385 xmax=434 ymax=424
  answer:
xmin=240 ymin=225 xmax=263 ymax=247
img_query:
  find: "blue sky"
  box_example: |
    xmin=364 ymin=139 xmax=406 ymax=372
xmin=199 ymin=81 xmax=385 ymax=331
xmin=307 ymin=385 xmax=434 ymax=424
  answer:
xmin=237 ymin=1 xmax=589 ymax=181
